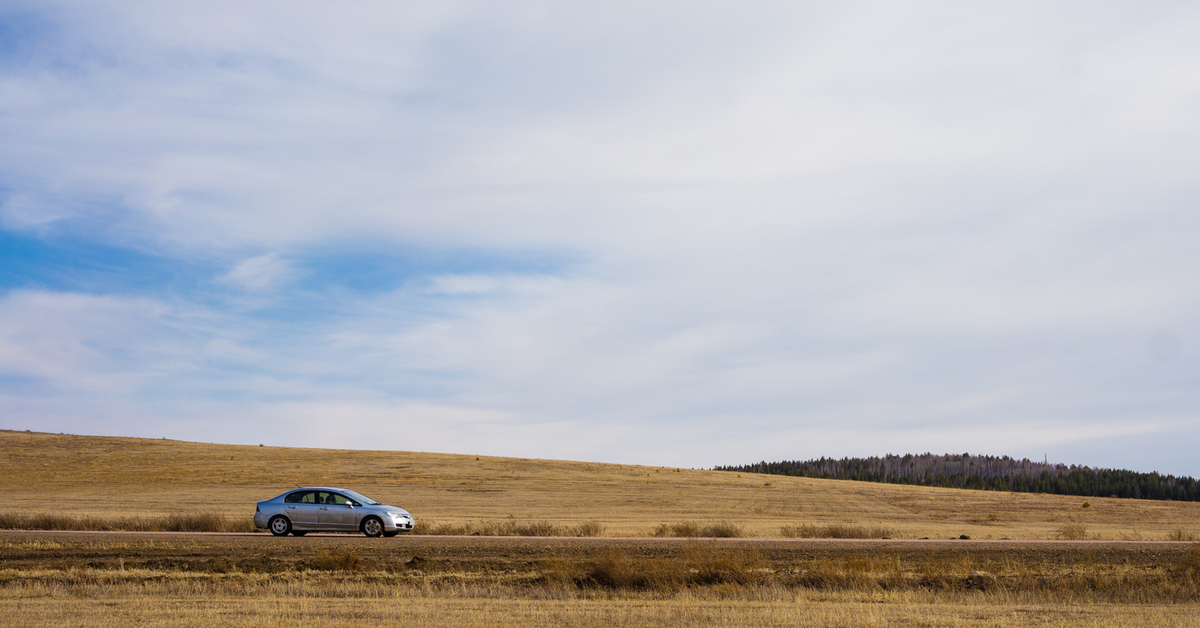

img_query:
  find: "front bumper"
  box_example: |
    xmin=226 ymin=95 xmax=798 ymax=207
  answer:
xmin=386 ymin=513 xmax=415 ymax=532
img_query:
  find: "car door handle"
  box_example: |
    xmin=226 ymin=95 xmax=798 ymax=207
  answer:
xmin=287 ymin=506 xmax=297 ymax=510
xmin=319 ymin=507 xmax=329 ymax=510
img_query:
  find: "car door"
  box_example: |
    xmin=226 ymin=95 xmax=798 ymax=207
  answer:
xmin=317 ymin=491 xmax=360 ymax=531
xmin=284 ymin=491 xmax=321 ymax=528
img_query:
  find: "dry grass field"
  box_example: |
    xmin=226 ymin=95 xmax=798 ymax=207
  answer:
xmin=2 ymin=530 xmax=1200 ymax=627
xmin=4 ymin=430 xmax=1200 ymax=626
xmin=3 ymin=429 xmax=1199 ymax=540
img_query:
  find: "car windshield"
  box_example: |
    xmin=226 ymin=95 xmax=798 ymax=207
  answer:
xmin=339 ymin=489 xmax=380 ymax=505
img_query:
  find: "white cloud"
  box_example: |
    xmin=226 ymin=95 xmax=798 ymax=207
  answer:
xmin=1 ymin=2 xmax=1200 ymax=473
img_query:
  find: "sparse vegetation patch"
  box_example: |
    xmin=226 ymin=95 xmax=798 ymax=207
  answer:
xmin=412 ymin=518 xmax=605 ymax=537
xmin=651 ymin=522 xmax=743 ymax=538
xmin=0 ymin=512 xmax=254 ymax=533
xmin=778 ymin=523 xmax=893 ymax=539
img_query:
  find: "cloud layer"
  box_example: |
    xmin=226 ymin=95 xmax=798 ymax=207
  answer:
xmin=2 ymin=1 xmax=1199 ymax=473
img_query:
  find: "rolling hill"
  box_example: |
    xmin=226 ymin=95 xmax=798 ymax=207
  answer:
xmin=2 ymin=430 xmax=1197 ymax=539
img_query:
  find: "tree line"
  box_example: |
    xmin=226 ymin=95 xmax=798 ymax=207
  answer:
xmin=715 ymin=453 xmax=1200 ymax=501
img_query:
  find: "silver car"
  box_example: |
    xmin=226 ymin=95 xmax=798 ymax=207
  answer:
xmin=254 ymin=487 xmax=415 ymax=537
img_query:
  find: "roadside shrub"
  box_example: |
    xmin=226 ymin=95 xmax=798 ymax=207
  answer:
xmin=652 ymin=522 xmax=743 ymax=538
xmin=411 ymin=518 xmax=605 ymax=537
xmin=1172 ymin=543 xmax=1200 ymax=581
xmin=779 ymin=523 xmax=892 ymax=539
xmin=303 ymin=549 xmax=361 ymax=572
xmin=575 ymin=544 xmax=761 ymax=590
xmin=1056 ymin=524 xmax=1088 ymax=540
xmin=679 ymin=543 xmax=763 ymax=585
xmin=653 ymin=522 xmax=699 ymax=537
xmin=572 ymin=521 xmax=605 ymax=537
xmin=582 ymin=550 xmax=685 ymax=590
xmin=1168 ymin=529 xmax=1197 ymax=542
xmin=0 ymin=512 xmax=254 ymax=533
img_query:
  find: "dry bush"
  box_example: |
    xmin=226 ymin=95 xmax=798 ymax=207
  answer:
xmin=412 ymin=518 xmax=605 ymax=537
xmin=1057 ymin=524 xmax=1088 ymax=540
xmin=679 ymin=543 xmax=764 ymax=586
xmin=0 ymin=512 xmax=254 ymax=533
xmin=302 ymin=549 xmax=362 ymax=572
xmin=1172 ymin=543 xmax=1200 ymax=581
xmin=786 ymin=557 xmax=878 ymax=590
xmin=581 ymin=550 xmax=687 ymax=590
xmin=779 ymin=523 xmax=893 ymax=539
xmin=159 ymin=513 xmax=247 ymax=532
xmin=654 ymin=522 xmax=698 ymax=537
xmin=571 ymin=521 xmax=605 ymax=537
xmin=574 ymin=544 xmax=762 ymax=590
xmin=1167 ymin=529 xmax=1196 ymax=542
xmin=652 ymin=522 xmax=743 ymax=538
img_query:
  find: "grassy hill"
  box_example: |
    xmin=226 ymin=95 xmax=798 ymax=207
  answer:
xmin=2 ymin=429 xmax=1198 ymax=539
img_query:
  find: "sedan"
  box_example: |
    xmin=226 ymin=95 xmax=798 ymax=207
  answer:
xmin=254 ymin=487 xmax=415 ymax=537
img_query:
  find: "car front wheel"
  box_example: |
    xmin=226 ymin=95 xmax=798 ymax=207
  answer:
xmin=268 ymin=515 xmax=292 ymax=537
xmin=361 ymin=516 xmax=384 ymax=538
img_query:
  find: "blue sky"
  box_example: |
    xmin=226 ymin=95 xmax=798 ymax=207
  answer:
xmin=2 ymin=1 xmax=1199 ymax=474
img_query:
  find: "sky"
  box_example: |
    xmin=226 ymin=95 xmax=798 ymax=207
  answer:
xmin=1 ymin=1 xmax=1198 ymax=475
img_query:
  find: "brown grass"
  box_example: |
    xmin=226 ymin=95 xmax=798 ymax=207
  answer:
xmin=3 ymin=587 xmax=1199 ymax=628
xmin=3 ymin=429 xmax=1200 ymax=540
xmin=1168 ymin=528 xmax=1197 ymax=542
xmin=3 ymin=531 xmax=1200 ymax=626
xmin=301 ymin=549 xmax=362 ymax=572
xmin=651 ymin=521 xmax=743 ymax=538
xmin=412 ymin=518 xmax=605 ymax=537
xmin=3 ymin=531 xmax=1197 ymax=602
xmin=779 ymin=523 xmax=893 ymax=539
xmin=0 ymin=512 xmax=254 ymax=532
xmin=1056 ymin=524 xmax=1089 ymax=540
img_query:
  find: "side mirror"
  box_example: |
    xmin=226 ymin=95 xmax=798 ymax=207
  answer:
xmin=346 ymin=503 xmax=355 ymax=508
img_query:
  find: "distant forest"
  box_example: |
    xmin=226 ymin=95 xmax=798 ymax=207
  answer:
xmin=716 ymin=454 xmax=1200 ymax=502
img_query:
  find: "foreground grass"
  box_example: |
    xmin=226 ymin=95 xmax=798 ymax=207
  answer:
xmin=3 ymin=534 xmax=1199 ymax=627
xmin=3 ymin=539 xmax=1199 ymax=602
xmin=2 ymin=579 xmax=1199 ymax=628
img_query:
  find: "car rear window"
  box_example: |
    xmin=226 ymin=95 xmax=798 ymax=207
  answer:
xmin=284 ymin=491 xmax=315 ymax=503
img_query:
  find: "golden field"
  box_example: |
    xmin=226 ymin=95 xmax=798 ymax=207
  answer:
xmin=3 ymin=429 xmax=1200 ymax=626
xmin=3 ymin=430 xmax=1200 ymax=539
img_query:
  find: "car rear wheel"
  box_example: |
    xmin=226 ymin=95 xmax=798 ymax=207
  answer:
xmin=268 ymin=515 xmax=291 ymax=537
xmin=361 ymin=516 xmax=384 ymax=538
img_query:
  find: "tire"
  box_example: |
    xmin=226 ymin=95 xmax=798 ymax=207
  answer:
xmin=291 ymin=531 xmax=307 ymax=537
xmin=268 ymin=515 xmax=292 ymax=537
xmin=361 ymin=516 xmax=384 ymax=538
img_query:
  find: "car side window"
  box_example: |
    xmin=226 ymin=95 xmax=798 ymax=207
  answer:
xmin=285 ymin=491 xmax=316 ymax=504
xmin=327 ymin=493 xmax=350 ymax=505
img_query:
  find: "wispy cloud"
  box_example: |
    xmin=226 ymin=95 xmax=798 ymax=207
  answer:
xmin=219 ymin=253 xmax=292 ymax=292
